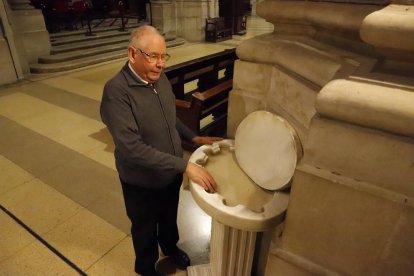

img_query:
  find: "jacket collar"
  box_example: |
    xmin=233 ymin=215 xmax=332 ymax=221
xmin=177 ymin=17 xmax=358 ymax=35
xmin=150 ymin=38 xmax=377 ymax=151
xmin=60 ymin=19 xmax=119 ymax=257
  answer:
xmin=121 ymin=62 xmax=151 ymax=88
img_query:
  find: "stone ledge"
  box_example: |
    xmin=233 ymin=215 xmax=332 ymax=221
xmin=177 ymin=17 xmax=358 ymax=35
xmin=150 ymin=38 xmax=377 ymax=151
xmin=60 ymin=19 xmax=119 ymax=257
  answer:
xmin=316 ymin=79 xmax=414 ymax=137
xmin=236 ymin=35 xmax=359 ymax=87
xmin=302 ymin=116 xmax=414 ymax=197
xmin=256 ymin=0 xmax=380 ymax=39
xmin=360 ymin=4 xmax=414 ymax=55
xmin=297 ymin=164 xmax=414 ymax=208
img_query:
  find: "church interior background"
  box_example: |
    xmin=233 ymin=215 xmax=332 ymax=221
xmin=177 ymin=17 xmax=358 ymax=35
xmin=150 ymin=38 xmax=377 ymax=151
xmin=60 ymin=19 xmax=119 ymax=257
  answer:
xmin=1 ymin=0 xmax=413 ymax=275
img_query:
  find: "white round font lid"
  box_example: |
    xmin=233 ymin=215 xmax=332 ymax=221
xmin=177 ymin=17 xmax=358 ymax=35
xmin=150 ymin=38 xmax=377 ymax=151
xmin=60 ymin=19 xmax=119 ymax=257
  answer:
xmin=235 ymin=111 xmax=299 ymax=190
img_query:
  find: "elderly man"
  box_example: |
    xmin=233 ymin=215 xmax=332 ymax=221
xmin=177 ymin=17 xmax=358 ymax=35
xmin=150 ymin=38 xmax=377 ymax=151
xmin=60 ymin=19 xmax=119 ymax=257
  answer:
xmin=100 ymin=25 xmax=221 ymax=276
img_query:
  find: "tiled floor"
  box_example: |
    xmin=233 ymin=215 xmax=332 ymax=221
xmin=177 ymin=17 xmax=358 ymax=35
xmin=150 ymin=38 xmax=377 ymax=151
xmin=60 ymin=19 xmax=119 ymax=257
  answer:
xmin=0 ymin=16 xmax=273 ymax=275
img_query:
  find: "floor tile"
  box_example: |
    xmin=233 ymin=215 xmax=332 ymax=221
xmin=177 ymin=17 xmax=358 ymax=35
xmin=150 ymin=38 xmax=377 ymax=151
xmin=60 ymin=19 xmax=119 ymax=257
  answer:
xmin=167 ymin=43 xmax=225 ymax=66
xmin=74 ymin=63 xmax=124 ymax=85
xmin=86 ymin=236 xmax=136 ymax=276
xmin=8 ymin=97 xmax=105 ymax=155
xmin=83 ymin=143 xmax=117 ymax=171
xmin=42 ymin=209 xmax=127 ymax=270
xmin=40 ymin=76 xmax=104 ymax=101
xmin=40 ymin=153 xmax=127 ymax=232
xmin=0 ymin=116 xmax=126 ymax=233
xmin=0 ymin=116 xmax=67 ymax=176
xmin=85 ymin=183 xmax=130 ymax=234
xmin=19 ymin=81 xmax=102 ymax=121
xmin=84 ymin=127 xmax=116 ymax=170
xmin=0 ymin=93 xmax=57 ymax=121
xmin=0 ymin=238 xmax=80 ymax=276
xmin=0 ymin=178 xmax=82 ymax=235
xmin=0 ymin=155 xmax=34 ymax=196
xmin=0 ymin=211 xmax=35 ymax=262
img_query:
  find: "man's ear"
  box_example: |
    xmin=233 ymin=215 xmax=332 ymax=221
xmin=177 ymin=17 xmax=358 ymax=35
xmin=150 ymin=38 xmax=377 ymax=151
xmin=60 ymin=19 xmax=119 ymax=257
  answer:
xmin=128 ymin=47 xmax=136 ymax=63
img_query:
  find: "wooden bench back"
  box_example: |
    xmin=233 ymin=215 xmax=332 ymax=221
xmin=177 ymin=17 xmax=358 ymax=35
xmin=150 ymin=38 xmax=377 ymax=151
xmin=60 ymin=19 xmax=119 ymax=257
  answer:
xmin=164 ymin=49 xmax=238 ymax=143
xmin=165 ymin=48 xmax=237 ymax=99
xmin=205 ymin=17 xmax=232 ymax=42
xmin=206 ymin=17 xmax=227 ymax=31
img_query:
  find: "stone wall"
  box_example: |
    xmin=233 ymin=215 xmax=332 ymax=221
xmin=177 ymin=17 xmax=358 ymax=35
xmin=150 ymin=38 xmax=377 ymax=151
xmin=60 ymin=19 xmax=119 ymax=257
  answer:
xmin=8 ymin=7 xmax=50 ymax=66
xmin=0 ymin=24 xmax=19 ymax=85
xmin=0 ymin=0 xmax=50 ymax=83
xmin=151 ymin=0 xmax=177 ymax=37
xmin=151 ymin=0 xmax=218 ymax=42
xmin=176 ymin=0 xmax=213 ymax=41
xmin=228 ymin=0 xmax=414 ymax=275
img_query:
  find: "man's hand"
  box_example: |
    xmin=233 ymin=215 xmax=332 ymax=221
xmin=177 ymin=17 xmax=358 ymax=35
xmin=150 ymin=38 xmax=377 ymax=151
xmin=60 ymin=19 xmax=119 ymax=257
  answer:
xmin=185 ymin=162 xmax=217 ymax=193
xmin=192 ymin=136 xmax=223 ymax=145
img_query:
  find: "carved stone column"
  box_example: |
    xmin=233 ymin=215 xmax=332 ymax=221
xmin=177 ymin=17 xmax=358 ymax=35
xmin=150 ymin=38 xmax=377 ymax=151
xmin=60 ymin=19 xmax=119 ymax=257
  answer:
xmin=176 ymin=0 xmax=218 ymax=41
xmin=229 ymin=1 xmax=414 ymax=275
xmin=150 ymin=0 xmax=177 ymax=38
xmin=186 ymin=219 xmax=260 ymax=276
xmin=210 ymin=219 xmax=256 ymax=276
xmin=3 ymin=0 xmax=50 ymax=73
xmin=0 ymin=11 xmax=20 ymax=84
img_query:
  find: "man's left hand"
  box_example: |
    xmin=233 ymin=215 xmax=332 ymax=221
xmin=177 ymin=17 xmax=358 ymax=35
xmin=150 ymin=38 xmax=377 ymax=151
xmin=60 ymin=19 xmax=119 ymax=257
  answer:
xmin=192 ymin=136 xmax=223 ymax=145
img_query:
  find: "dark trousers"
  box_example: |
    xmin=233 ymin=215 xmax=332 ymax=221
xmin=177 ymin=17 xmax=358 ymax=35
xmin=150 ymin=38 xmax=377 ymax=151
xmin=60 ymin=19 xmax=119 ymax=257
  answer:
xmin=120 ymin=175 xmax=183 ymax=274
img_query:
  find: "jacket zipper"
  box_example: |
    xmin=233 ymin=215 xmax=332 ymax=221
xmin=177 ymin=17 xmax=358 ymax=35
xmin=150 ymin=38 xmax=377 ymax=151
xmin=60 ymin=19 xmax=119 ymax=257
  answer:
xmin=151 ymin=84 xmax=177 ymax=154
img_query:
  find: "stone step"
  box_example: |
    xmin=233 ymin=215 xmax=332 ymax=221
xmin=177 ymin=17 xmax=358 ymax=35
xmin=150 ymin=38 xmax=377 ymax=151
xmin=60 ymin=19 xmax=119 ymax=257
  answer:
xmin=31 ymin=20 xmax=183 ymax=74
xmin=50 ymin=34 xmax=183 ymax=55
xmin=40 ymin=42 xmax=127 ymax=63
xmin=49 ymin=25 xmax=124 ymax=39
xmin=30 ymin=50 xmax=127 ymax=73
xmin=165 ymin=37 xmax=186 ymax=47
xmin=51 ymin=35 xmax=130 ymax=54
xmin=30 ymin=38 xmax=187 ymax=73
xmin=51 ymin=29 xmax=131 ymax=46
xmin=49 ymin=21 xmax=143 ymax=39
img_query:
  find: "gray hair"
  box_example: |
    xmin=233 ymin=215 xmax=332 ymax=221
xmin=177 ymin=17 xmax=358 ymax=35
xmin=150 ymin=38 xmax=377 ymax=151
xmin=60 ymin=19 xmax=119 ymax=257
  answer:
xmin=129 ymin=25 xmax=163 ymax=49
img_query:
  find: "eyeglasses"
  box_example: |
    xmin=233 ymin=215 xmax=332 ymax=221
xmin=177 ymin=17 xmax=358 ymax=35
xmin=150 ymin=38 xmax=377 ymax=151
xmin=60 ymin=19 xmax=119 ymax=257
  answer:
xmin=134 ymin=47 xmax=170 ymax=63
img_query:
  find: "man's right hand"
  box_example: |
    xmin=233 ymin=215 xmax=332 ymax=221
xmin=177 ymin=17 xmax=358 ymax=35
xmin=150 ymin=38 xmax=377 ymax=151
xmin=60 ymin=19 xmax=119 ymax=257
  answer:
xmin=185 ymin=162 xmax=217 ymax=193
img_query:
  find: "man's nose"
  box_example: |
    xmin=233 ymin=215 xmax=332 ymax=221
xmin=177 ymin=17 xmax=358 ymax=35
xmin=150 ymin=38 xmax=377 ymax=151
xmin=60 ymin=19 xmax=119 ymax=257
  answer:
xmin=156 ymin=59 xmax=165 ymax=67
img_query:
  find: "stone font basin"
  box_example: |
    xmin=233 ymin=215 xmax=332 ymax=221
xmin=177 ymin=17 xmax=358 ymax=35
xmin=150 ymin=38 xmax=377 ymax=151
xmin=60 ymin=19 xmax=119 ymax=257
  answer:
xmin=189 ymin=140 xmax=289 ymax=232
xmin=187 ymin=111 xmax=303 ymax=276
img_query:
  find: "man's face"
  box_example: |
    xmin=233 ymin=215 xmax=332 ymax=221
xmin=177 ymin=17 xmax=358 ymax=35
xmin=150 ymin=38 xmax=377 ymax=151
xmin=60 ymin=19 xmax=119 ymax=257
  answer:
xmin=128 ymin=35 xmax=168 ymax=83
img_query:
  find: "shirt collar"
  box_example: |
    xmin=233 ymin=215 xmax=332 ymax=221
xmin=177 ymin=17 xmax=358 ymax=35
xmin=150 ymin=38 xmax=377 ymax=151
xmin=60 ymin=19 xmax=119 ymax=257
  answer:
xmin=128 ymin=62 xmax=148 ymax=84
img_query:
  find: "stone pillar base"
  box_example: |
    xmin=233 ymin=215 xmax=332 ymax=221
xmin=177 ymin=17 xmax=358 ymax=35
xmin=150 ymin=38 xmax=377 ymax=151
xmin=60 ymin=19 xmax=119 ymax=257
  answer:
xmin=211 ymin=219 xmax=256 ymax=276
xmin=187 ymin=219 xmax=257 ymax=276
xmin=176 ymin=0 xmax=216 ymax=42
xmin=187 ymin=264 xmax=211 ymax=276
xmin=11 ymin=9 xmax=50 ymax=64
xmin=0 ymin=37 xmax=19 ymax=84
xmin=151 ymin=1 xmax=177 ymax=38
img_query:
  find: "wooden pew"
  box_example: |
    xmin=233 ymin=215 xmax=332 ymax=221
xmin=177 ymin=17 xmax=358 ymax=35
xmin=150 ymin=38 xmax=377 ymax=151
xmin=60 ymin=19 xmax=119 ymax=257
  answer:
xmin=164 ymin=49 xmax=238 ymax=149
xmin=176 ymin=79 xmax=233 ymax=136
xmin=165 ymin=49 xmax=237 ymax=100
xmin=205 ymin=17 xmax=232 ymax=42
